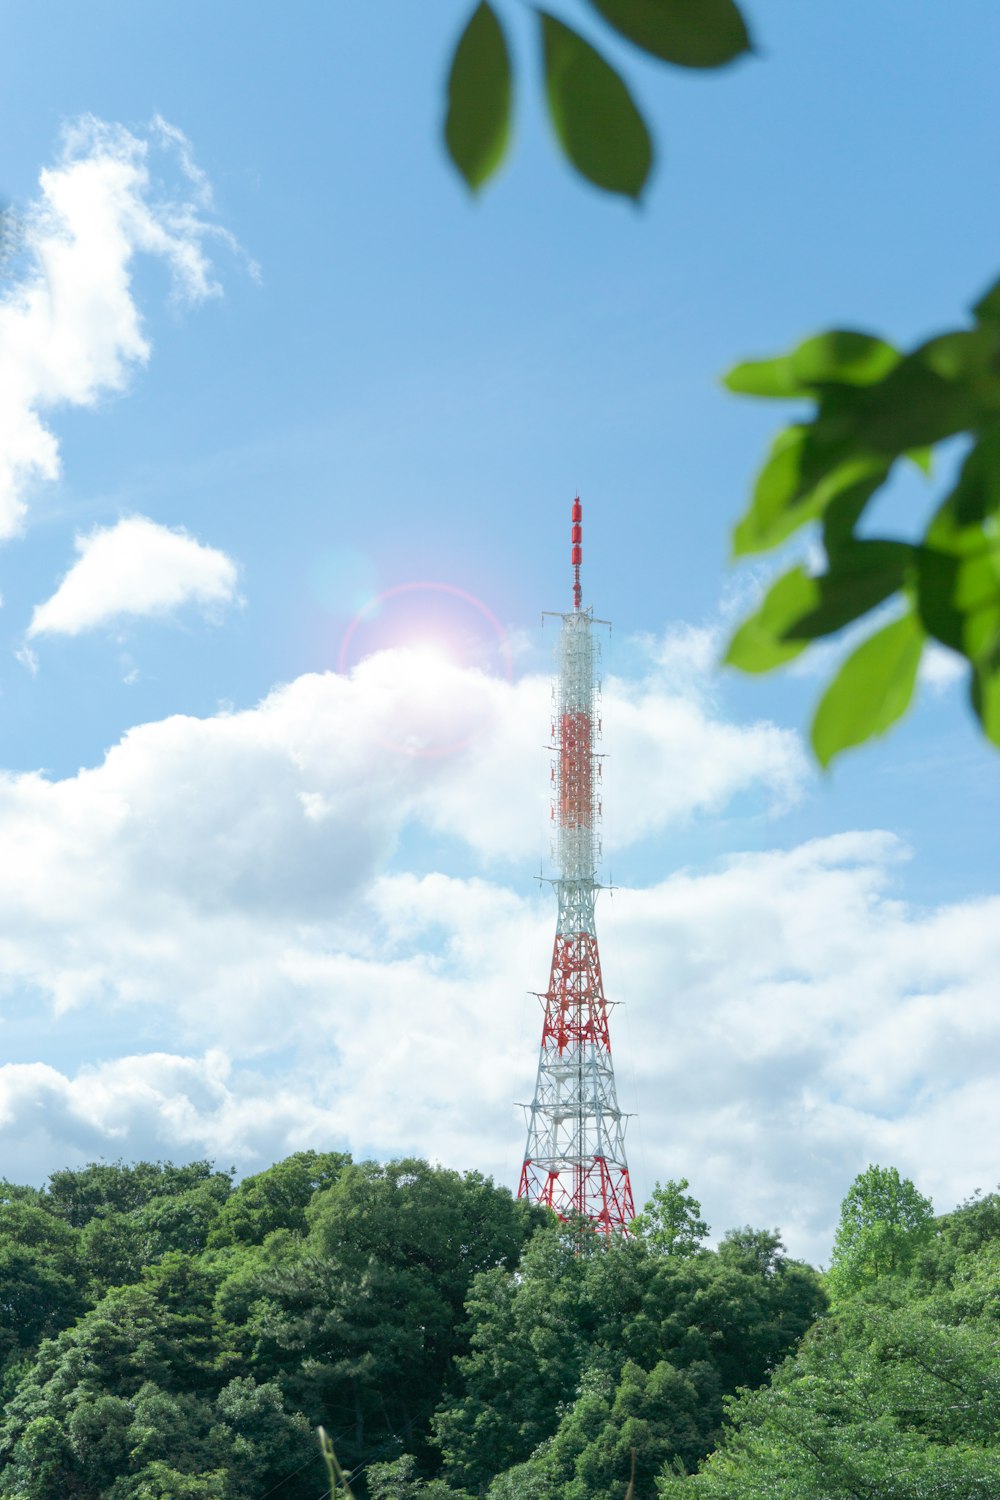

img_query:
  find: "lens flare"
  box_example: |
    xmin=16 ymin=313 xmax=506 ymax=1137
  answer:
xmin=338 ymin=581 xmax=513 ymax=757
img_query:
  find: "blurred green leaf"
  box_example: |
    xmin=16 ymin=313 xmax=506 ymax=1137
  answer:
xmin=946 ymin=425 xmax=1000 ymax=527
xmin=724 ymin=354 xmax=801 ymax=398
xmin=971 ymin=650 xmax=1000 ymax=746
xmin=811 ymin=611 xmax=924 ymax=768
xmin=726 ymin=544 xmax=913 ymax=680
xmin=906 ymin=445 xmax=934 ymax=476
xmin=724 ymin=567 xmax=816 ymax=673
xmin=725 ymin=330 xmax=899 ymax=398
xmin=821 ymin=472 xmax=889 ymax=551
xmin=921 ymin=435 xmax=1000 ymax=668
xmin=445 ymin=2 xmax=513 ymax=191
xmin=540 ymin=12 xmax=653 ymax=199
xmin=784 ymin=541 xmax=912 ymax=641
xmin=918 ymin=326 xmax=1000 ymax=391
xmin=916 ymin=543 xmax=1000 ymax=661
xmin=584 ymin=0 xmax=751 ymax=69
xmin=972 ymin=274 xmax=1000 ymax=326
xmin=790 ymin=330 xmax=900 ymax=389
xmin=851 ymin=365 xmax=974 ymax=452
xmin=733 ymin=435 xmax=889 ymax=557
xmin=725 ymin=277 xmax=1000 ymax=761
xmin=737 ymin=425 xmax=809 ymax=542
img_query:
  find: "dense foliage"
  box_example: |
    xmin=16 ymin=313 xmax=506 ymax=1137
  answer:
xmin=660 ymin=1181 xmax=1000 ymax=1500
xmin=432 ymin=1219 xmax=823 ymax=1495
xmin=1 ymin=1156 xmax=995 ymax=1499
xmin=0 ymin=1155 xmax=542 ymax=1497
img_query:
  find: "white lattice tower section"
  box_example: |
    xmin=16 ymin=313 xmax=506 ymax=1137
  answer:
xmin=518 ymin=497 xmax=635 ymax=1234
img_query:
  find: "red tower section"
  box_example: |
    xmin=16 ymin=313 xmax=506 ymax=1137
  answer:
xmin=518 ymin=498 xmax=635 ymax=1234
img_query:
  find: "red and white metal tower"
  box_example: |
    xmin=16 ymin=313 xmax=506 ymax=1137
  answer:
xmin=518 ymin=498 xmax=635 ymax=1235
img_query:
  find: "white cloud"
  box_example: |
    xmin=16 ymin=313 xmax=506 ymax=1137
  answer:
xmin=602 ymin=833 xmax=1000 ymax=1260
xmin=0 ymin=1053 xmax=342 ymax=1181
xmin=149 ymin=114 xmax=214 ymax=208
xmin=0 ymin=644 xmax=993 ymax=1263
xmin=0 ymin=830 xmax=996 ymax=1265
xmin=416 ymin=643 xmax=806 ymax=863
xmin=0 ymin=116 xmax=230 ymax=537
xmin=28 ymin=516 xmax=240 ymax=638
xmin=920 ymin=641 xmax=966 ymax=693
xmin=0 ymin=642 xmax=801 ymax=1021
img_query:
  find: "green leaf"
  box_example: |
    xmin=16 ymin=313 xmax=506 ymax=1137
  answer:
xmin=784 ymin=541 xmax=912 ymax=640
xmin=972 ymin=273 xmax=1000 ymax=326
xmin=584 ymin=0 xmax=751 ymax=69
xmin=850 ymin=338 xmax=992 ymax=454
xmin=789 ymin=330 xmax=900 ymax=389
xmin=811 ymin=611 xmax=924 ymax=768
xmin=724 ymin=567 xmax=816 ymax=673
xmin=918 ymin=326 xmax=1000 ymax=392
xmin=945 ymin=426 xmax=1000 ymax=528
xmin=821 ymin=471 xmax=889 ymax=551
xmin=445 ymin=2 xmax=513 ymax=191
xmin=724 ymin=354 xmax=801 ymax=398
xmin=916 ymin=543 xmax=1000 ymax=661
xmin=724 ymin=330 xmax=898 ymax=399
xmin=921 ymin=434 xmax=1000 ymax=664
xmin=726 ymin=545 xmax=912 ymax=680
xmin=858 ymin=362 xmax=978 ymax=452
xmin=733 ymin=431 xmax=889 ymax=557
xmin=971 ymin=651 xmax=1000 ymax=746
xmin=736 ymin=425 xmax=810 ymax=545
xmin=906 ymin=445 xmax=934 ymax=476
xmin=539 ymin=12 xmax=653 ymax=199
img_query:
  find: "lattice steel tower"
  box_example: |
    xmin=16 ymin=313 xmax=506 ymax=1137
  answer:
xmin=518 ymin=497 xmax=635 ymax=1234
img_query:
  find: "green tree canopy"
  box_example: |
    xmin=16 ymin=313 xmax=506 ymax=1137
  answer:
xmin=0 ymin=1202 xmax=86 ymax=1377
xmin=43 ymin=1160 xmax=231 ymax=1229
xmin=657 ymin=1244 xmax=1000 ymax=1500
xmin=206 ymin=1149 xmax=349 ymax=1248
xmin=827 ymin=1164 xmax=934 ymax=1297
xmin=434 ymin=1218 xmax=824 ymax=1492
xmin=631 ymin=1179 xmax=709 ymax=1257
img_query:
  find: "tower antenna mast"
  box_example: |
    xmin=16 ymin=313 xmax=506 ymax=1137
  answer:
xmin=518 ymin=497 xmax=635 ymax=1234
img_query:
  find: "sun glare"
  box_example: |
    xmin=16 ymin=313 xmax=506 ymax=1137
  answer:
xmin=337 ymin=580 xmax=512 ymax=757
xmin=405 ymin=639 xmax=453 ymax=669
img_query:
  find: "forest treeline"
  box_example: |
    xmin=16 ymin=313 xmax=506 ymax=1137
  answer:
xmin=0 ymin=1153 xmax=996 ymax=1498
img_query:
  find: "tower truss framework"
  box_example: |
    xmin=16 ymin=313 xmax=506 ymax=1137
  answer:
xmin=518 ymin=498 xmax=635 ymax=1235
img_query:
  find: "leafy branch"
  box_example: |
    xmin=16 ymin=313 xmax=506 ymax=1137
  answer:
xmin=723 ymin=279 xmax=1000 ymax=764
xmin=438 ymin=8 xmax=1000 ymax=766
xmin=443 ymin=0 xmax=753 ymax=200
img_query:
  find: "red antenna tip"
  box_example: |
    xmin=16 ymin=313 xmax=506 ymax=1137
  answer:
xmin=571 ymin=495 xmax=582 ymax=609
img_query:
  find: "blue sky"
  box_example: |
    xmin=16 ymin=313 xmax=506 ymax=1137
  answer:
xmin=0 ymin=1 xmax=998 ymax=1261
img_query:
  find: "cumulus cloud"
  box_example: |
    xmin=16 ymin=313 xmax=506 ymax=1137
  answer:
xmin=0 ymin=833 xmax=996 ymax=1263
xmin=28 ymin=516 xmax=240 ymax=638
xmin=418 ymin=646 xmax=806 ymax=863
xmin=602 ymin=833 xmax=1000 ymax=1261
xmin=0 ymin=115 xmax=230 ymax=537
xmin=0 ymin=1053 xmax=344 ymax=1182
xmin=0 ymin=642 xmax=801 ymax=1019
xmin=0 ymin=644 xmax=992 ymax=1262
